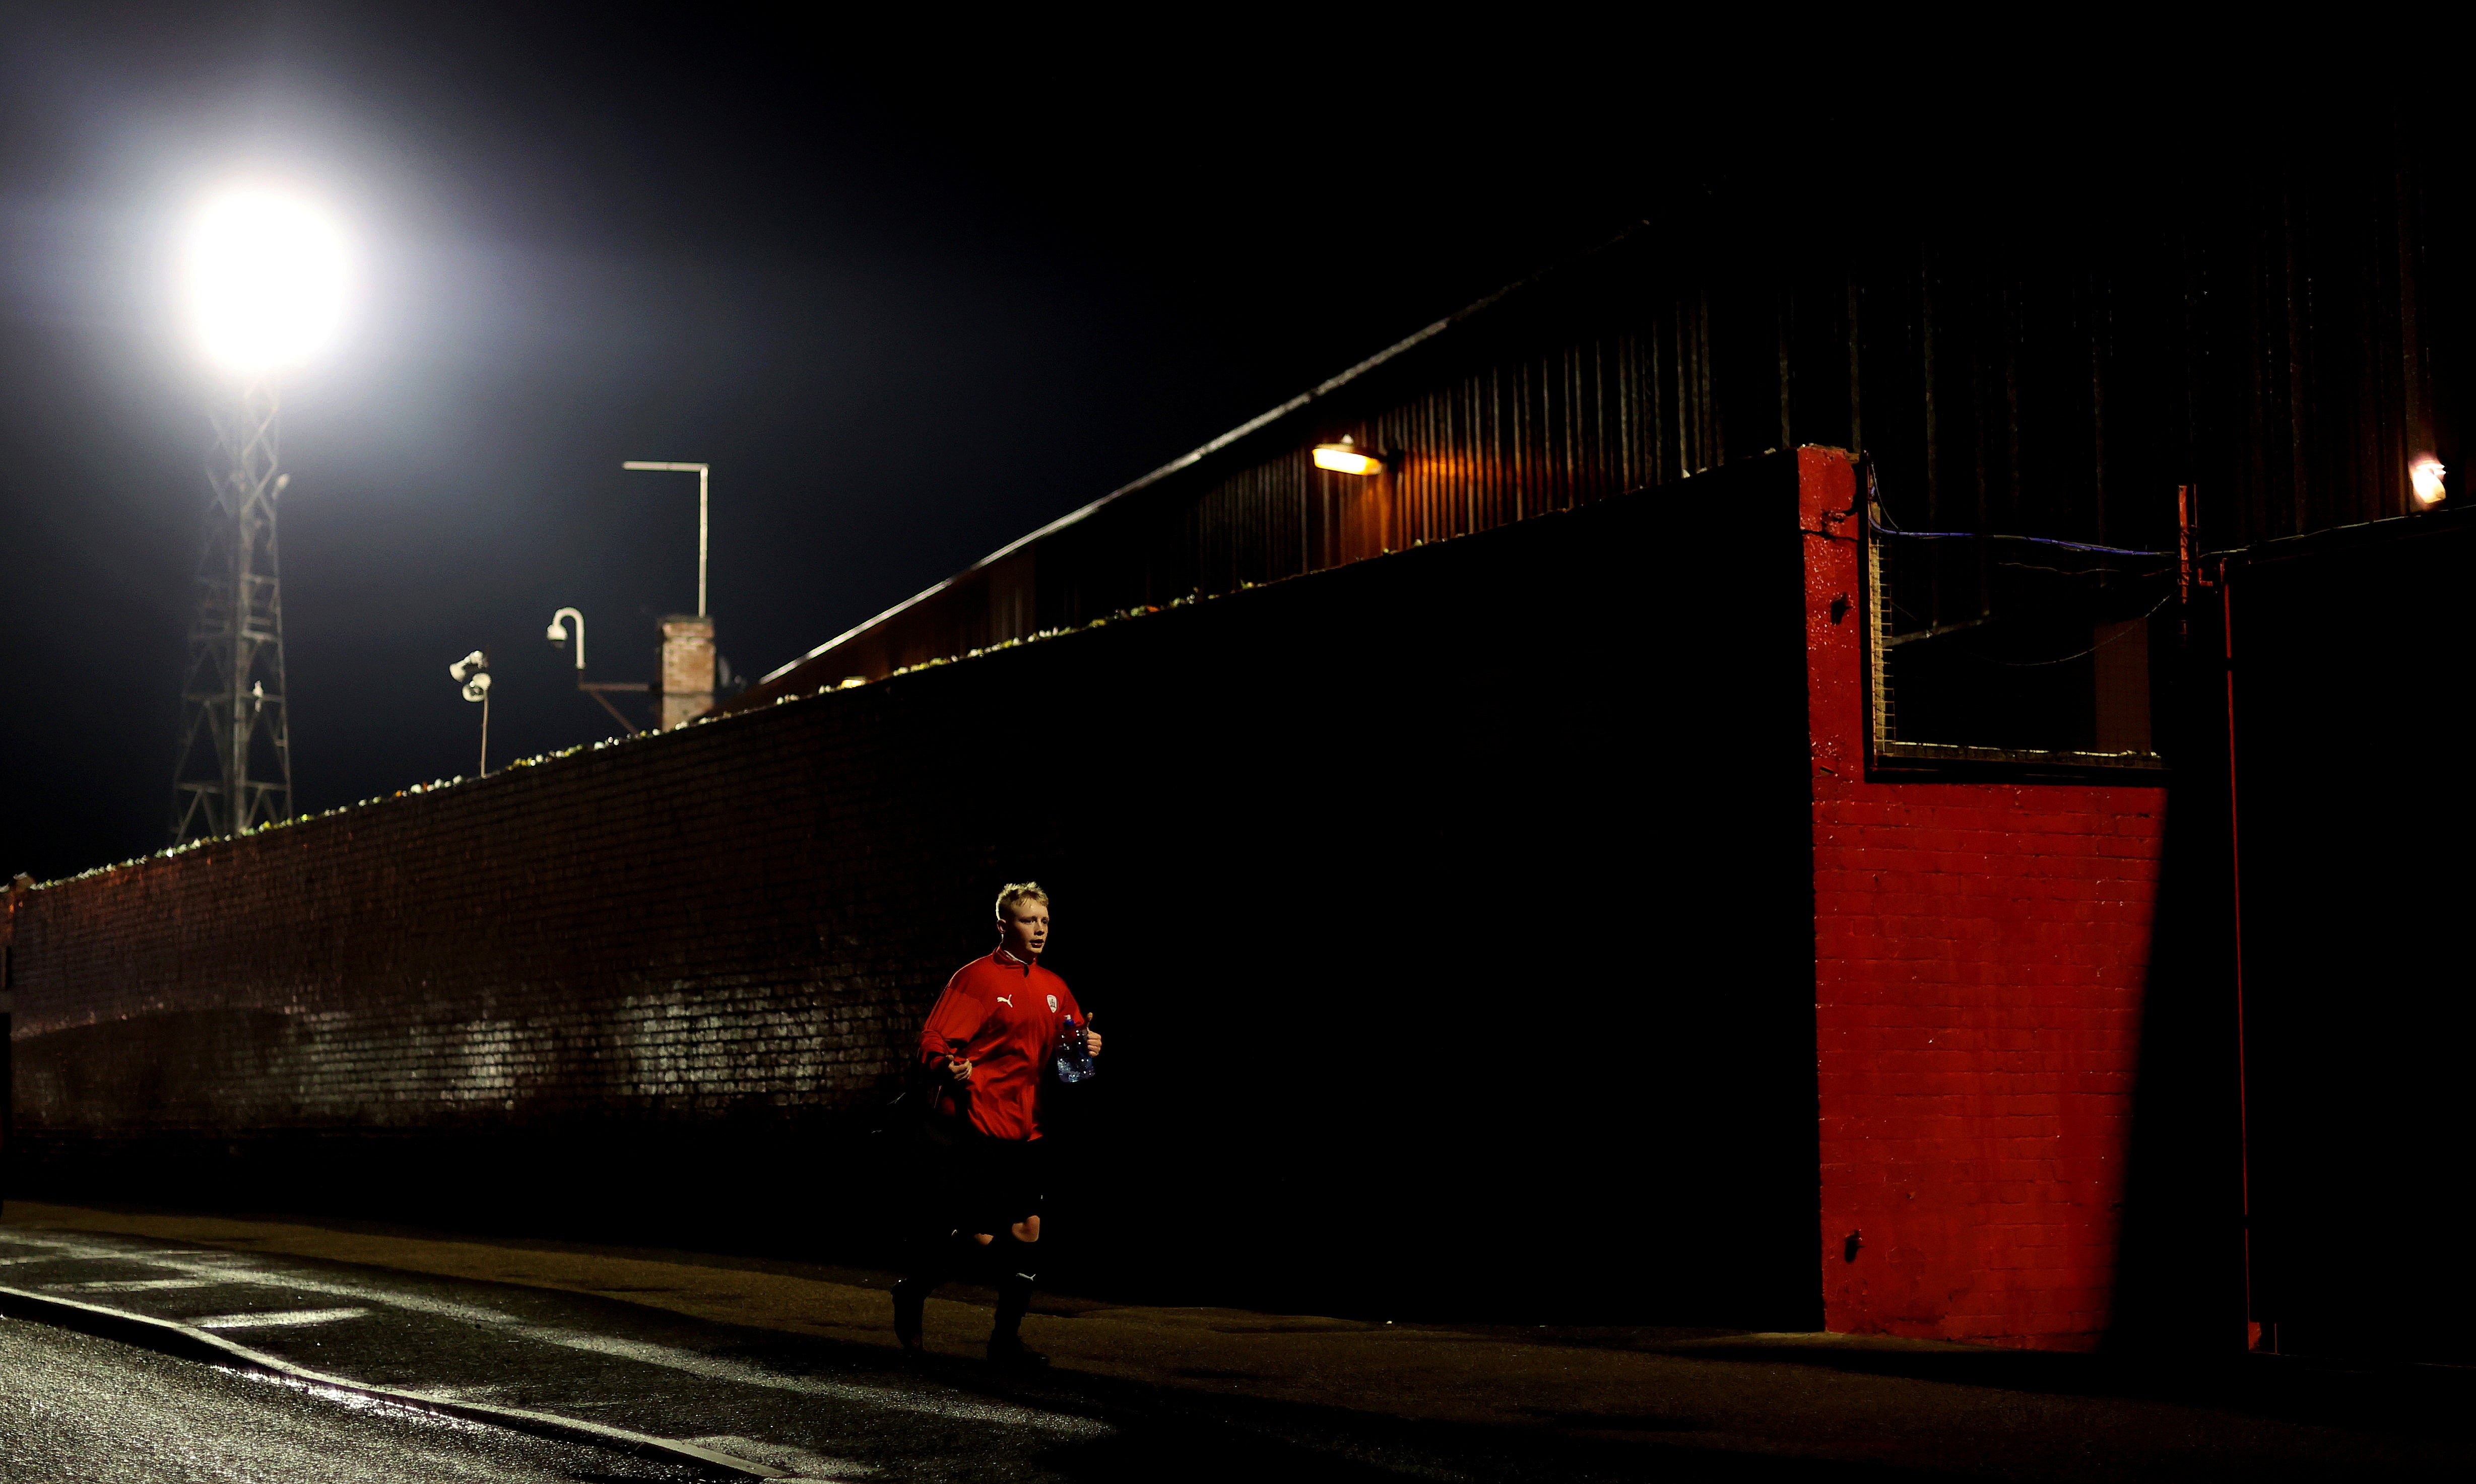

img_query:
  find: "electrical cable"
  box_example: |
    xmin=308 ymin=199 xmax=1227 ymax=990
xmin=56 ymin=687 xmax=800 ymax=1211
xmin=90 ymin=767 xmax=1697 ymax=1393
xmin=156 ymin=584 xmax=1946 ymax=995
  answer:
xmin=1869 ymin=505 xmax=2173 ymax=558
xmin=1992 ymin=559 xmax=2175 ymax=578
xmin=1860 ymin=457 xmax=2174 ymax=558
xmin=1862 ymin=458 xmax=2175 ymax=666
xmin=1970 ymin=592 xmax=2176 ymax=667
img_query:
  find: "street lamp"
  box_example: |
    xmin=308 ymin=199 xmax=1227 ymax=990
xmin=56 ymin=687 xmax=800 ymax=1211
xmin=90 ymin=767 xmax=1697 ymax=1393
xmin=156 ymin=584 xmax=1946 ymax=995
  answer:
xmin=448 ymin=650 xmax=491 ymax=775
xmin=621 ymin=460 xmax=711 ymax=615
xmin=546 ymin=606 xmax=587 ymax=665
xmin=546 ymin=605 xmax=647 ymax=735
xmin=170 ymin=187 xmax=352 ymax=844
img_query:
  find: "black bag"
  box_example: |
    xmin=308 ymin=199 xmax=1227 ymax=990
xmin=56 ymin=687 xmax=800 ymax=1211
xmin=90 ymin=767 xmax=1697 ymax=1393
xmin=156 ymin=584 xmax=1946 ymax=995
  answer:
xmin=871 ymin=1055 xmax=968 ymax=1142
xmin=870 ymin=1062 xmax=931 ymax=1139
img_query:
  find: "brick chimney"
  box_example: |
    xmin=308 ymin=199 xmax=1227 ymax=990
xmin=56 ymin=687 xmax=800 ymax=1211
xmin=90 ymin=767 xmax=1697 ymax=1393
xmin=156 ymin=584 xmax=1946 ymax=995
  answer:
xmin=658 ymin=614 xmax=715 ymax=730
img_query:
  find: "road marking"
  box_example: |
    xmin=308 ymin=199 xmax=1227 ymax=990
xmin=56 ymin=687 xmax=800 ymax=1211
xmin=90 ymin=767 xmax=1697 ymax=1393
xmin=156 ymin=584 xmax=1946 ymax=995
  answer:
xmin=690 ymin=1435 xmax=879 ymax=1479
xmin=400 ymin=1384 xmax=521 ymax=1402
xmin=192 ymin=1307 xmax=373 ymax=1329
xmin=54 ymin=1278 xmax=218 ymax=1292
xmin=30 ymin=1234 xmax=1105 ymax=1435
xmin=543 ymin=1331 xmax=1102 ymax=1434
xmin=2 ymin=1285 xmax=794 ymax=1481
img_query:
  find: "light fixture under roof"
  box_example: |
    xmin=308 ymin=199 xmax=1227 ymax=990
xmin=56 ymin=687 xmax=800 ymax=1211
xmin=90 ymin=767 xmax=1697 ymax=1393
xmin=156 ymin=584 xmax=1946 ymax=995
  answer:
xmin=2410 ymin=453 xmax=2447 ymax=508
xmin=1312 ymin=434 xmax=1384 ymax=476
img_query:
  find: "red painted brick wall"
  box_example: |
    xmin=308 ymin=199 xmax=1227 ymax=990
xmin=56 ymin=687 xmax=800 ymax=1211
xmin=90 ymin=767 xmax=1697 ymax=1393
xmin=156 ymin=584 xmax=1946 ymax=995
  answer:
xmin=1800 ymin=448 xmax=2168 ymax=1351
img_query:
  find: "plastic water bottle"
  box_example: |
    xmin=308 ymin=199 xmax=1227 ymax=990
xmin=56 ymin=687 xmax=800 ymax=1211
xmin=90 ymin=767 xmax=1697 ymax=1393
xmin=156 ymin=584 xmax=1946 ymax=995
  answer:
xmin=1052 ymin=1015 xmax=1096 ymax=1084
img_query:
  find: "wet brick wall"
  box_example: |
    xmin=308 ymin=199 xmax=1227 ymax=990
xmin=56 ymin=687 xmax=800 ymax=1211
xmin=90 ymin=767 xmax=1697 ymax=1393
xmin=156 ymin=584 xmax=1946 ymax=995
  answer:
xmin=1799 ymin=448 xmax=2170 ymax=1352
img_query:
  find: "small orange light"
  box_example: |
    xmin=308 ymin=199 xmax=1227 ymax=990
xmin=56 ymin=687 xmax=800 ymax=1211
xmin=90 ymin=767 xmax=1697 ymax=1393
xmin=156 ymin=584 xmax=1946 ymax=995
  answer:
xmin=2410 ymin=454 xmax=2447 ymax=507
xmin=1312 ymin=435 xmax=1383 ymax=476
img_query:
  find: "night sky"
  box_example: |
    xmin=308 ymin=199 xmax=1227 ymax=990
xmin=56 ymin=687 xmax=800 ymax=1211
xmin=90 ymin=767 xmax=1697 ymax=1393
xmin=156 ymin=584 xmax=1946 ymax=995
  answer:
xmin=0 ymin=9 xmax=2253 ymax=881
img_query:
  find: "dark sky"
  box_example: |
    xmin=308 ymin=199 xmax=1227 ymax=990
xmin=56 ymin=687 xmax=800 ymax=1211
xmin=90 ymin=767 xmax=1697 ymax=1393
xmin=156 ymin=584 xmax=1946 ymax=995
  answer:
xmin=0 ymin=7 xmax=2207 ymax=880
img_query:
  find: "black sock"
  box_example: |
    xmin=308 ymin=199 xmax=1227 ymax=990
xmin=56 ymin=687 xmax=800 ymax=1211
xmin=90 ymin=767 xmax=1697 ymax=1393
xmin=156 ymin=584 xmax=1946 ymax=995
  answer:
xmin=991 ymin=1232 xmax=1038 ymax=1341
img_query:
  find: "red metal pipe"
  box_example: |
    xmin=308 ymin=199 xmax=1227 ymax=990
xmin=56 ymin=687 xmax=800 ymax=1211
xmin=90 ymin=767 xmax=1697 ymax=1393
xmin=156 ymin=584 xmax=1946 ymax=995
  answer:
xmin=2176 ymin=486 xmax=2196 ymax=640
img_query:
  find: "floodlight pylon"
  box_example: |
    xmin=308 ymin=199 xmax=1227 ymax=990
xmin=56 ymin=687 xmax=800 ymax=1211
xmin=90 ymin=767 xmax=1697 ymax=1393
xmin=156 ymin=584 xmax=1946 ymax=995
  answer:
xmin=171 ymin=379 xmax=293 ymax=843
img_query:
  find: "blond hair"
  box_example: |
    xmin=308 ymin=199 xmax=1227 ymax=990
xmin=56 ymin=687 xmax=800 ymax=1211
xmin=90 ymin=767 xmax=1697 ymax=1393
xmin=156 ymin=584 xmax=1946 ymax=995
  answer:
xmin=994 ymin=881 xmax=1050 ymax=920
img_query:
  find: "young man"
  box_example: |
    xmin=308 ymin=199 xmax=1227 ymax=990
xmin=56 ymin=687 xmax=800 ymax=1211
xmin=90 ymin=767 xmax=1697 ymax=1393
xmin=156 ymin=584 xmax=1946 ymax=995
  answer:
xmin=890 ymin=882 xmax=1101 ymax=1367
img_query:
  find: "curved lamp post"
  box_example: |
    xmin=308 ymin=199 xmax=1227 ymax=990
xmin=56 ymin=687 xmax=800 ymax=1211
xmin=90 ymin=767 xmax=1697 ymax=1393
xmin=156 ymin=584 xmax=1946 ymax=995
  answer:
xmin=547 ymin=605 xmax=647 ymax=735
xmin=448 ymin=649 xmax=491 ymax=774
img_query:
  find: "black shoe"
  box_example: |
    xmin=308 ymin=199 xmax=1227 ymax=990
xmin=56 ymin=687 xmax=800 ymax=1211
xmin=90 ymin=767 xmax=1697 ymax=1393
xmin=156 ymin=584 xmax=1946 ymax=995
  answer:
xmin=891 ymin=1281 xmax=926 ymax=1353
xmin=987 ymin=1334 xmax=1049 ymax=1369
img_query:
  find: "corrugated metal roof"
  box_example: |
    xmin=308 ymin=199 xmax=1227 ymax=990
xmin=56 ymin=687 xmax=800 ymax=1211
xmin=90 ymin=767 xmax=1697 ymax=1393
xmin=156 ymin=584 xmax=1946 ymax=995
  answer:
xmin=723 ymin=137 xmax=2463 ymax=715
xmin=747 ymin=261 xmax=1549 ymax=691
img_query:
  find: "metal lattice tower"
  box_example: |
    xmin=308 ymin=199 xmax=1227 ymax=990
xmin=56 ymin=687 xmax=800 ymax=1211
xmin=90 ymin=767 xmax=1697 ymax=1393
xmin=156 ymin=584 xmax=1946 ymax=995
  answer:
xmin=171 ymin=379 xmax=292 ymax=843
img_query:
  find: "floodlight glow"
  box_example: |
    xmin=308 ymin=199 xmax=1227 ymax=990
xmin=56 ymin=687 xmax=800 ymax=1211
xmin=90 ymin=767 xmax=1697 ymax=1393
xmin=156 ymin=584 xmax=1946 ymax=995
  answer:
xmin=1312 ymin=435 xmax=1383 ymax=476
xmin=185 ymin=190 xmax=350 ymax=372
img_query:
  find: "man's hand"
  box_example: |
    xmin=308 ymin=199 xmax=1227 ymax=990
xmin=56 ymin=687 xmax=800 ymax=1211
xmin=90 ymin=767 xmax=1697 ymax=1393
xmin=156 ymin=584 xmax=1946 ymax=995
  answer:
xmin=946 ymin=1057 xmax=974 ymax=1083
xmin=1083 ymin=1017 xmax=1102 ymax=1057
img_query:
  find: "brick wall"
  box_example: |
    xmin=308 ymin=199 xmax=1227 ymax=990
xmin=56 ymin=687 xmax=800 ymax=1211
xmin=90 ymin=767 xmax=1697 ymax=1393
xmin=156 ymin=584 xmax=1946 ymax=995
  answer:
xmin=1799 ymin=448 xmax=2169 ymax=1351
xmin=3 ymin=451 xmax=2199 ymax=1340
xmin=5 ymin=471 xmax=1821 ymax=1324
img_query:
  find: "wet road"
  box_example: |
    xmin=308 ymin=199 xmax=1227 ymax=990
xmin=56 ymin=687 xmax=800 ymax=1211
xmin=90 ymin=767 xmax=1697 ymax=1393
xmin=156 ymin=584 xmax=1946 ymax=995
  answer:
xmin=0 ymin=1230 xmax=1126 ymax=1482
xmin=12 ymin=1224 xmax=2461 ymax=1483
xmin=0 ymin=1318 xmax=698 ymax=1483
xmin=1 ymin=1229 xmax=1722 ymax=1484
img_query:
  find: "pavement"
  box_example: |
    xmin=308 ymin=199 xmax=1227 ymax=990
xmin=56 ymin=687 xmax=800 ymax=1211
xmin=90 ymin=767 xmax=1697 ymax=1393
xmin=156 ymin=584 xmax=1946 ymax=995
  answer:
xmin=1 ymin=1200 xmax=2468 ymax=1481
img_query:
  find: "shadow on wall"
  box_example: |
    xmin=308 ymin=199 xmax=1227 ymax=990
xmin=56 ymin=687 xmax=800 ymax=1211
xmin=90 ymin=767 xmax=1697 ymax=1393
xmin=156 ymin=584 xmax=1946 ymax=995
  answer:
xmin=7 ymin=457 xmax=1820 ymax=1326
xmin=2226 ymin=518 xmax=2470 ymax=1363
xmin=2115 ymin=509 xmax=2476 ymax=1363
xmin=2108 ymin=627 xmax=2245 ymax=1355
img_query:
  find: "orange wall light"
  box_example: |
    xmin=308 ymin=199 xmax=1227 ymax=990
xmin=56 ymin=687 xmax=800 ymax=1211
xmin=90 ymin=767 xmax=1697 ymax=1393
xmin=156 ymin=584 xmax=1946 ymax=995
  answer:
xmin=1312 ymin=435 xmax=1384 ymax=476
xmin=2410 ymin=453 xmax=2447 ymax=508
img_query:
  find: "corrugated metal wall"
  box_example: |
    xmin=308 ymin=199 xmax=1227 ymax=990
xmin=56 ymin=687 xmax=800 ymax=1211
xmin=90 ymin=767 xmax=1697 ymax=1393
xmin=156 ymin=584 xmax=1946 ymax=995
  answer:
xmin=1169 ymin=331 xmax=1705 ymax=600
xmin=733 ymin=131 xmax=2460 ymax=705
xmin=1851 ymin=155 xmax=2444 ymax=558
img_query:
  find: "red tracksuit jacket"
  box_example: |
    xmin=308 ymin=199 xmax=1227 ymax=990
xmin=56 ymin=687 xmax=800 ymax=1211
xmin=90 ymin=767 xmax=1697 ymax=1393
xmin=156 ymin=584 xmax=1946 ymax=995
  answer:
xmin=918 ymin=948 xmax=1083 ymax=1141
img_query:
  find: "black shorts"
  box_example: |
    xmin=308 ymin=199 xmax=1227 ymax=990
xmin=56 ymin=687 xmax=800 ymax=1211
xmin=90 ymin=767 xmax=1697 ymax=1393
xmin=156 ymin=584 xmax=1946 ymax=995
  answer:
xmin=917 ymin=1118 xmax=1047 ymax=1234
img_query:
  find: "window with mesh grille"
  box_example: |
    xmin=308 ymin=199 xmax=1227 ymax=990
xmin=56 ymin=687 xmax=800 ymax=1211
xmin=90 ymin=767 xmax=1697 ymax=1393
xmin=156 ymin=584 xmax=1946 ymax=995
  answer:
xmin=1864 ymin=503 xmax=2170 ymax=774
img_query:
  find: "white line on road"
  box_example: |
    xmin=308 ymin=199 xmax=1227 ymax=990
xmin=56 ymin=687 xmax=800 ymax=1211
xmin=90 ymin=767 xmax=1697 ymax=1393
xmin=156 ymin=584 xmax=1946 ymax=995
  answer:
xmin=55 ymin=1278 xmax=219 ymax=1292
xmin=29 ymin=1234 xmax=1105 ymax=1436
xmin=192 ymin=1307 xmax=373 ymax=1329
xmin=690 ymin=1435 xmax=879 ymax=1479
xmin=543 ymin=1331 xmax=1103 ymax=1434
xmin=397 ymin=1383 xmax=522 ymax=1403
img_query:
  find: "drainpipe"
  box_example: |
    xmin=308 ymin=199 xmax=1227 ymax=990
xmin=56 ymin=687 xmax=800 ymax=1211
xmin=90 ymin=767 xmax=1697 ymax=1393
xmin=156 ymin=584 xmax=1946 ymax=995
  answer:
xmin=2219 ymin=559 xmax=2256 ymax=1353
xmin=2184 ymin=488 xmax=2255 ymax=1353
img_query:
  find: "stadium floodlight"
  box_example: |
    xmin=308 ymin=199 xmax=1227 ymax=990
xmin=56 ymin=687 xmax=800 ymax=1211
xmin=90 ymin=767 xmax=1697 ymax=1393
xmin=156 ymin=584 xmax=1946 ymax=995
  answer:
xmin=170 ymin=187 xmax=347 ymax=843
xmin=184 ymin=189 xmax=351 ymax=373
